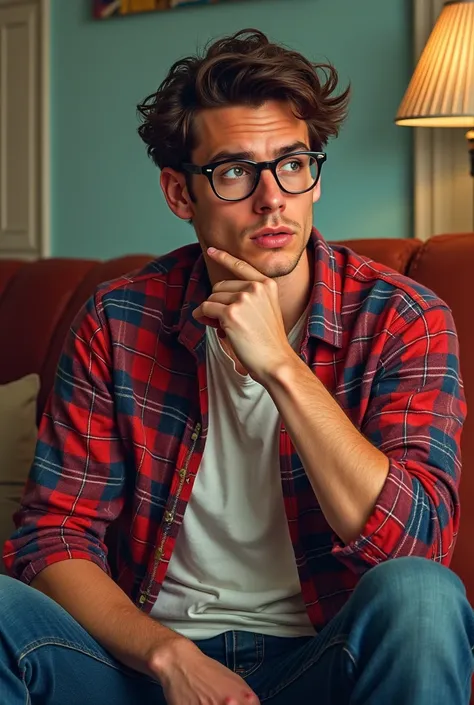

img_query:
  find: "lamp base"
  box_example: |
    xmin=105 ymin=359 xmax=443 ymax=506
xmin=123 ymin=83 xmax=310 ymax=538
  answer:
xmin=468 ymin=130 xmax=474 ymax=177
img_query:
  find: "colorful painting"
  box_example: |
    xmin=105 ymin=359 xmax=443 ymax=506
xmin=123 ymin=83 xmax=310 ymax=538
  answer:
xmin=93 ymin=0 xmax=231 ymax=19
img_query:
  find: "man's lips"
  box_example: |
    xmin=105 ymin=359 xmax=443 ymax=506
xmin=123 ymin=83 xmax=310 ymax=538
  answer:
xmin=250 ymin=229 xmax=294 ymax=249
xmin=251 ymin=227 xmax=294 ymax=239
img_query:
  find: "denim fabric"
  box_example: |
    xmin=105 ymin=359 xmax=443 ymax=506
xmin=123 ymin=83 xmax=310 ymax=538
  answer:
xmin=1 ymin=557 xmax=473 ymax=704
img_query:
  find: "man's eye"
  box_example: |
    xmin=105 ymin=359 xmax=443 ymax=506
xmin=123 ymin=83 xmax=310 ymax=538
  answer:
xmin=280 ymin=160 xmax=302 ymax=172
xmin=222 ymin=166 xmax=247 ymax=179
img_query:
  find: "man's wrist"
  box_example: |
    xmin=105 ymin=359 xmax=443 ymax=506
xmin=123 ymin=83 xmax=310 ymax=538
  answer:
xmin=147 ymin=632 xmax=196 ymax=681
xmin=259 ymin=346 xmax=304 ymax=390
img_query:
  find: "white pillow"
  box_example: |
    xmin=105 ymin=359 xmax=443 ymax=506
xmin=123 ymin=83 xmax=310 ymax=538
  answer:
xmin=0 ymin=373 xmax=39 ymax=483
xmin=0 ymin=374 xmax=40 ymax=573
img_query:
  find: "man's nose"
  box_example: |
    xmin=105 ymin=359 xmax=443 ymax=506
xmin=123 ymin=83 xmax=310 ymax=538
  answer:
xmin=252 ymin=168 xmax=286 ymax=214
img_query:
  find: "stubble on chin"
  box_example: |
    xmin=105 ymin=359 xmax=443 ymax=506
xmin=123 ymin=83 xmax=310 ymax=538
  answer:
xmin=260 ymin=251 xmax=306 ymax=280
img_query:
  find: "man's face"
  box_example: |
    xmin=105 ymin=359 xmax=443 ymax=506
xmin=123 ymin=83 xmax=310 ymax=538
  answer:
xmin=162 ymin=100 xmax=321 ymax=281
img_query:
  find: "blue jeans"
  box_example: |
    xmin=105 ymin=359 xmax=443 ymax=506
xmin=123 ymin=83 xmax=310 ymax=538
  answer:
xmin=1 ymin=557 xmax=473 ymax=704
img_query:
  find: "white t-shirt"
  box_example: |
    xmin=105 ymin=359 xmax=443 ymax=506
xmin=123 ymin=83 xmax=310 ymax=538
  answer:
xmin=150 ymin=311 xmax=315 ymax=639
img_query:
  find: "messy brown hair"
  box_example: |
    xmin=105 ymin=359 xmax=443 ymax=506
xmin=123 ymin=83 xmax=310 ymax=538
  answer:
xmin=137 ymin=29 xmax=350 ymax=172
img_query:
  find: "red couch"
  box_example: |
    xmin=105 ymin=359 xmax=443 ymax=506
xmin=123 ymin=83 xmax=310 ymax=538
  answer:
xmin=0 ymin=234 xmax=472 ymax=690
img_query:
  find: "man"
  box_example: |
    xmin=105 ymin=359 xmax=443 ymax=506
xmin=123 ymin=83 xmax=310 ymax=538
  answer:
xmin=2 ymin=29 xmax=473 ymax=705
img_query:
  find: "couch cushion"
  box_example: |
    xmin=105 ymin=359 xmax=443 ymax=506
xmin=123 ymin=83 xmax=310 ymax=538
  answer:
xmin=0 ymin=374 xmax=40 ymax=573
xmin=0 ymin=374 xmax=39 ymax=484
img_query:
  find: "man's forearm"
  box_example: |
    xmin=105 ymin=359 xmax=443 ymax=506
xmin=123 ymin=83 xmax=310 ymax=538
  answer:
xmin=263 ymin=353 xmax=389 ymax=545
xmin=31 ymin=559 xmax=189 ymax=680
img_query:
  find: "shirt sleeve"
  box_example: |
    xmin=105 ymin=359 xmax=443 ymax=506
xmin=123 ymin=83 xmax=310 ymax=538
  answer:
xmin=332 ymin=304 xmax=466 ymax=571
xmin=2 ymin=294 xmax=126 ymax=584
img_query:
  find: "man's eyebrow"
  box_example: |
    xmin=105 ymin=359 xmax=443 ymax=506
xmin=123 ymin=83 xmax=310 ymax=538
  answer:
xmin=206 ymin=141 xmax=311 ymax=164
xmin=274 ymin=141 xmax=311 ymax=158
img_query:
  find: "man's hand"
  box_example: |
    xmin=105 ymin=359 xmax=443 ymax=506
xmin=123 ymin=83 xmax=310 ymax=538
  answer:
xmin=151 ymin=638 xmax=260 ymax=705
xmin=193 ymin=247 xmax=294 ymax=384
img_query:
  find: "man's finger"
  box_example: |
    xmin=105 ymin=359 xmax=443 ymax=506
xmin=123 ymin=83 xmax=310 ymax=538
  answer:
xmin=206 ymin=291 xmax=242 ymax=304
xmin=194 ymin=314 xmax=221 ymax=329
xmin=212 ymin=281 xmax=250 ymax=293
xmin=194 ymin=290 xmax=257 ymax=321
xmin=192 ymin=301 xmax=227 ymax=322
xmin=207 ymin=247 xmax=266 ymax=282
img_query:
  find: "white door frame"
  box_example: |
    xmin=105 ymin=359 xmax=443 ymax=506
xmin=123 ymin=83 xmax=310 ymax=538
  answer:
xmin=413 ymin=0 xmax=474 ymax=240
xmin=0 ymin=0 xmax=50 ymax=257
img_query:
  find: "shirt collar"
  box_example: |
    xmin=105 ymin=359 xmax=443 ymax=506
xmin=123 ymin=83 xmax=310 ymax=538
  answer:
xmin=176 ymin=228 xmax=343 ymax=359
xmin=306 ymin=228 xmax=343 ymax=349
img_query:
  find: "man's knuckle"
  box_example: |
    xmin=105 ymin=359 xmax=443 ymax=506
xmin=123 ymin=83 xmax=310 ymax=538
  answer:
xmin=227 ymin=306 xmax=239 ymax=323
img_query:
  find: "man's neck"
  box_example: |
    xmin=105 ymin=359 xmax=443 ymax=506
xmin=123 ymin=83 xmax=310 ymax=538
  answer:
xmin=277 ymin=248 xmax=313 ymax=334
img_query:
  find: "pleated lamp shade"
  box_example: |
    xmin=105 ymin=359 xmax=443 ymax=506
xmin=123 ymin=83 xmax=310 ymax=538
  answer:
xmin=396 ymin=0 xmax=474 ymax=127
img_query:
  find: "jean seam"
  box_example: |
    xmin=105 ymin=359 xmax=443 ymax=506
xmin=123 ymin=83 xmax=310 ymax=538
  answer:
xmin=259 ymin=635 xmax=349 ymax=702
xmin=17 ymin=638 xmax=158 ymax=685
xmin=224 ymin=631 xmax=231 ymax=671
xmin=18 ymin=638 xmax=116 ymax=668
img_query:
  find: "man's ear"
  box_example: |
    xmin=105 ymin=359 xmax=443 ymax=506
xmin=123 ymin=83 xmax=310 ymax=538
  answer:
xmin=312 ymin=179 xmax=321 ymax=205
xmin=161 ymin=168 xmax=194 ymax=220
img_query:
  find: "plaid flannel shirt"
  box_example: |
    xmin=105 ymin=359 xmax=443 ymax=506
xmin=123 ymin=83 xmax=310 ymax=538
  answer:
xmin=3 ymin=230 xmax=466 ymax=631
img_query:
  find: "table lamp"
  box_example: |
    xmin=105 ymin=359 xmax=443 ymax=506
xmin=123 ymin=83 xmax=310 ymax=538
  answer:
xmin=395 ymin=0 xmax=474 ymax=175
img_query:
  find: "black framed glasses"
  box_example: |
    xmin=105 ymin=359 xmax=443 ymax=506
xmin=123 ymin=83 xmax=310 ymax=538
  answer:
xmin=182 ymin=151 xmax=327 ymax=202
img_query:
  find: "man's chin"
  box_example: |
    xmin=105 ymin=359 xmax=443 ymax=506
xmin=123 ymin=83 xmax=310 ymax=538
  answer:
xmin=253 ymin=254 xmax=303 ymax=280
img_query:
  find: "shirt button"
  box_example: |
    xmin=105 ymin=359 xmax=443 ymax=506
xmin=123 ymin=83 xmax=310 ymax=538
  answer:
xmin=164 ymin=511 xmax=174 ymax=524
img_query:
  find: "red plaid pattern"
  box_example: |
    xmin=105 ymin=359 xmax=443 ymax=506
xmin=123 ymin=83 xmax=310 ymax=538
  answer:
xmin=3 ymin=230 xmax=466 ymax=631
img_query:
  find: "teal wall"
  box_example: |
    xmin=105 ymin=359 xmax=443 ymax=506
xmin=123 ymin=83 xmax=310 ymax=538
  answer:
xmin=51 ymin=0 xmax=413 ymax=259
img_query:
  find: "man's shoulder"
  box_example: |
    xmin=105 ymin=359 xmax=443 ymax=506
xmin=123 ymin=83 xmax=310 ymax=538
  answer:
xmin=94 ymin=242 xmax=202 ymax=307
xmin=329 ymin=240 xmax=447 ymax=319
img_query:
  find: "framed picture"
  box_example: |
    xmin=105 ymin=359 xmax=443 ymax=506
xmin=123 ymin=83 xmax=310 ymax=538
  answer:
xmin=93 ymin=0 xmax=231 ymax=19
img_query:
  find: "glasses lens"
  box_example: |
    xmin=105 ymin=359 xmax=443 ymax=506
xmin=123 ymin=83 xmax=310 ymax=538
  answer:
xmin=212 ymin=161 xmax=257 ymax=201
xmin=276 ymin=154 xmax=319 ymax=193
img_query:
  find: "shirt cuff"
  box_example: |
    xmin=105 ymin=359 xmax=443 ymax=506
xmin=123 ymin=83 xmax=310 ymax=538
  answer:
xmin=18 ymin=547 xmax=110 ymax=586
xmin=331 ymin=461 xmax=408 ymax=571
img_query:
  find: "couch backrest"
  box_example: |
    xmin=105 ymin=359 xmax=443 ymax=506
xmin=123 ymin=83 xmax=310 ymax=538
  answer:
xmin=406 ymin=234 xmax=473 ymax=595
xmin=0 ymin=256 xmax=154 ymax=417
xmin=0 ymin=234 xmax=472 ymax=602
